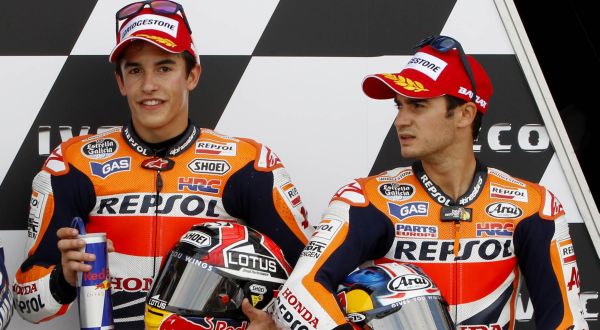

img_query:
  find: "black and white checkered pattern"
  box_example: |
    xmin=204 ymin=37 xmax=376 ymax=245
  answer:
xmin=1 ymin=1 xmax=597 ymax=328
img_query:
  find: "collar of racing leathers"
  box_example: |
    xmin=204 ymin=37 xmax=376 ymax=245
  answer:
xmin=121 ymin=120 xmax=200 ymax=157
xmin=412 ymin=159 xmax=488 ymax=207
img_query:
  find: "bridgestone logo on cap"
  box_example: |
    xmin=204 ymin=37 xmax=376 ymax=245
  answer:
xmin=405 ymin=52 xmax=447 ymax=80
xmin=120 ymin=14 xmax=179 ymax=40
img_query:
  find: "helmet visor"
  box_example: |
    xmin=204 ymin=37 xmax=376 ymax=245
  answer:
xmin=148 ymin=250 xmax=245 ymax=318
xmin=364 ymin=296 xmax=453 ymax=330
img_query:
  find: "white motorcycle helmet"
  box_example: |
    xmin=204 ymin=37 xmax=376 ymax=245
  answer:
xmin=336 ymin=262 xmax=454 ymax=329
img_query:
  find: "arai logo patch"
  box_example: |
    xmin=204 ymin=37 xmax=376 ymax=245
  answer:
xmin=388 ymin=274 xmax=432 ymax=291
xmin=485 ymin=202 xmax=523 ymax=219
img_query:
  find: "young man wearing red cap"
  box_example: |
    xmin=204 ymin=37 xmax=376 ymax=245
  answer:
xmin=12 ymin=1 xmax=311 ymax=329
xmin=274 ymin=36 xmax=588 ymax=329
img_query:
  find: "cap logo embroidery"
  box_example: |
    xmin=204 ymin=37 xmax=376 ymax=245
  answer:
xmin=120 ymin=14 xmax=179 ymax=40
xmin=137 ymin=34 xmax=177 ymax=48
xmin=383 ymin=74 xmax=429 ymax=93
xmin=404 ymin=52 xmax=447 ymax=80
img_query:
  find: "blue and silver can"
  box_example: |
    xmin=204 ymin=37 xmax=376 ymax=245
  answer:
xmin=77 ymin=232 xmax=114 ymax=330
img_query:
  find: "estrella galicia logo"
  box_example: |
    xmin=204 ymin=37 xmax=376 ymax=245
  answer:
xmin=388 ymin=202 xmax=429 ymax=221
xmin=378 ymin=183 xmax=415 ymax=201
xmin=90 ymin=157 xmax=131 ymax=179
xmin=81 ymin=138 xmax=118 ymax=159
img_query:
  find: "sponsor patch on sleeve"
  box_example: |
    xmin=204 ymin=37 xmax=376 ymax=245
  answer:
xmin=542 ymin=189 xmax=564 ymax=218
xmin=311 ymin=219 xmax=343 ymax=242
xmin=256 ymin=145 xmax=282 ymax=170
xmin=558 ymin=239 xmax=576 ymax=264
xmin=332 ymin=181 xmax=366 ymax=205
xmin=28 ymin=190 xmax=48 ymax=241
xmin=43 ymin=146 xmax=67 ymax=173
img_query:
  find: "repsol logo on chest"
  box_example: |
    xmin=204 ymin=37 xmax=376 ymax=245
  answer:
xmin=93 ymin=193 xmax=221 ymax=217
xmin=394 ymin=238 xmax=513 ymax=262
xmin=486 ymin=202 xmax=523 ymax=219
xmin=378 ymin=183 xmax=414 ymax=201
xmin=227 ymin=251 xmax=277 ymax=273
xmin=388 ymin=274 xmax=432 ymax=291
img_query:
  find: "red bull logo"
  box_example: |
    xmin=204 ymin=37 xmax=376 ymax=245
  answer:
xmin=160 ymin=315 xmax=248 ymax=330
xmin=95 ymin=280 xmax=110 ymax=291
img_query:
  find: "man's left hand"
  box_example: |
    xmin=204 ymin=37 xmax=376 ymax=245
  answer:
xmin=242 ymin=298 xmax=279 ymax=330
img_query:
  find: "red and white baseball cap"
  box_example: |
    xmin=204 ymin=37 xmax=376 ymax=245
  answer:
xmin=362 ymin=45 xmax=493 ymax=113
xmin=109 ymin=7 xmax=199 ymax=64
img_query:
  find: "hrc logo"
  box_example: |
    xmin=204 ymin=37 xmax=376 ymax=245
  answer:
xmin=177 ymin=177 xmax=221 ymax=194
xmin=476 ymin=222 xmax=514 ymax=237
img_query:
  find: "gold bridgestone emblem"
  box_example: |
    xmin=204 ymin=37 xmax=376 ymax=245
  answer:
xmin=138 ymin=34 xmax=177 ymax=48
xmin=383 ymin=74 xmax=429 ymax=92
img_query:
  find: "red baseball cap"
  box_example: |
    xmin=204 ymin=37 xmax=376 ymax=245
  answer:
xmin=362 ymin=45 xmax=493 ymax=113
xmin=109 ymin=8 xmax=199 ymax=64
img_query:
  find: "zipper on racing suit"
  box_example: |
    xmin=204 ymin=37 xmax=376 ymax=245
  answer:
xmin=153 ymin=170 xmax=163 ymax=275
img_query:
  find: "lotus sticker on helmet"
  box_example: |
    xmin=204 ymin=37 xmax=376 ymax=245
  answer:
xmin=388 ymin=274 xmax=432 ymax=292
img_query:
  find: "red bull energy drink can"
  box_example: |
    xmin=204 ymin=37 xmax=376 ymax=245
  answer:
xmin=77 ymin=232 xmax=114 ymax=330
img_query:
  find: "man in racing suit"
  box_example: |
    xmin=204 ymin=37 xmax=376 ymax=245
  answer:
xmin=0 ymin=243 xmax=12 ymax=330
xmin=13 ymin=2 xmax=312 ymax=329
xmin=275 ymin=36 xmax=588 ymax=329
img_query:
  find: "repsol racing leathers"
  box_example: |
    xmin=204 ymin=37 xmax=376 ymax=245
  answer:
xmin=275 ymin=161 xmax=588 ymax=330
xmin=14 ymin=122 xmax=312 ymax=329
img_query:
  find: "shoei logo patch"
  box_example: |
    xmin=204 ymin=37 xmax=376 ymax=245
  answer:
xmin=405 ymin=52 xmax=447 ymax=80
xmin=388 ymin=274 xmax=432 ymax=292
xmin=181 ymin=231 xmax=211 ymax=248
xmin=249 ymin=284 xmax=267 ymax=295
xmin=90 ymin=157 xmax=131 ymax=179
xmin=81 ymin=138 xmax=118 ymax=159
xmin=187 ymin=159 xmax=231 ymax=175
xmin=485 ymin=202 xmax=523 ymax=219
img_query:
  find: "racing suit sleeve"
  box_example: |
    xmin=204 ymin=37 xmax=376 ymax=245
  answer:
xmin=0 ymin=244 xmax=13 ymax=330
xmin=274 ymin=183 xmax=395 ymax=330
xmin=222 ymin=142 xmax=312 ymax=266
xmin=513 ymin=187 xmax=588 ymax=329
xmin=13 ymin=144 xmax=95 ymax=323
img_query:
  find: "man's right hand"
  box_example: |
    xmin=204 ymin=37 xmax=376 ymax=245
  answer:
xmin=56 ymin=227 xmax=114 ymax=287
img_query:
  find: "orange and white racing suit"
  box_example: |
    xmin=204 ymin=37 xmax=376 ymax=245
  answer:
xmin=13 ymin=122 xmax=312 ymax=329
xmin=275 ymin=161 xmax=588 ymax=330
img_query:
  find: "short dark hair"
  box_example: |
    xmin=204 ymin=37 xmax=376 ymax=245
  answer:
xmin=115 ymin=50 xmax=197 ymax=79
xmin=444 ymin=95 xmax=483 ymax=140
